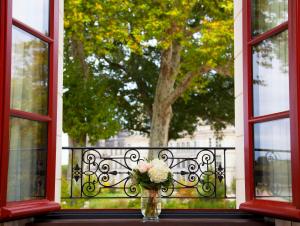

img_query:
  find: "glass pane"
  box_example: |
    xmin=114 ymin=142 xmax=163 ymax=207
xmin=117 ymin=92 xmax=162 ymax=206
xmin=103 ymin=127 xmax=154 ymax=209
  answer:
xmin=252 ymin=0 xmax=288 ymax=36
xmin=7 ymin=117 xmax=47 ymax=202
xmin=254 ymin=118 xmax=292 ymax=202
xmin=252 ymin=31 xmax=289 ymax=116
xmin=13 ymin=0 xmax=49 ymax=35
xmin=11 ymin=27 xmax=49 ymax=115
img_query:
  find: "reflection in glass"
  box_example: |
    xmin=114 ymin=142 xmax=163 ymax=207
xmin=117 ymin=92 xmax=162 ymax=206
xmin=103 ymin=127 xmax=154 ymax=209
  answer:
xmin=7 ymin=117 xmax=47 ymax=201
xmin=13 ymin=0 xmax=49 ymax=35
xmin=252 ymin=0 xmax=288 ymax=36
xmin=252 ymin=31 xmax=289 ymax=116
xmin=254 ymin=119 xmax=292 ymax=202
xmin=11 ymin=27 xmax=49 ymax=115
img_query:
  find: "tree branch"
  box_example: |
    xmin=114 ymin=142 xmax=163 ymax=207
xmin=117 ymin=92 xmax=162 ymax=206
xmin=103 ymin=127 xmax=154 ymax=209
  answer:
xmin=103 ymin=57 xmax=128 ymax=73
xmin=170 ymin=41 xmax=182 ymax=80
xmin=163 ymin=67 xmax=210 ymax=107
xmin=160 ymin=45 xmax=173 ymax=78
xmin=71 ymin=37 xmax=89 ymax=79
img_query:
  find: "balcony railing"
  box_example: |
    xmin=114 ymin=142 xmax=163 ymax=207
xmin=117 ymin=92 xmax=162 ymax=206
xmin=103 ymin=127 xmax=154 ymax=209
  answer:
xmin=61 ymin=147 xmax=236 ymax=206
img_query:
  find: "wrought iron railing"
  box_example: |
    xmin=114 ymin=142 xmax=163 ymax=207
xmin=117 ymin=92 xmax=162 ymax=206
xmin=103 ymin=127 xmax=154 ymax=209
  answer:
xmin=253 ymin=148 xmax=292 ymax=201
xmin=61 ymin=147 xmax=236 ymax=200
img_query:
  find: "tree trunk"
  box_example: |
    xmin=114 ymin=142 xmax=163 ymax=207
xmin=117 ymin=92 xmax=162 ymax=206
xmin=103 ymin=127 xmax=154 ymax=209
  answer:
xmin=148 ymin=103 xmax=172 ymax=159
xmin=148 ymin=40 xmax=181 ymax=159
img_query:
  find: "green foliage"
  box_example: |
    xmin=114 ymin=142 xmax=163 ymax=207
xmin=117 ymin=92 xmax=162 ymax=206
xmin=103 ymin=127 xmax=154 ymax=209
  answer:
xmin=170 ymin=73 xmax=234 ymax=139
xmin=230 ymin=177 xmax=236 ymax=195
xmin=163 ymin=198 xmax=235 ymax=209
xmin=60 ymin=165 xmax=86 ymax=208
xmin=108 ymin=49 xmax=234 ymax=139
xmin=63 ymin=45 xmax=121 ymax=145
xmin=64 ymin=0 xmax=234 ymax=141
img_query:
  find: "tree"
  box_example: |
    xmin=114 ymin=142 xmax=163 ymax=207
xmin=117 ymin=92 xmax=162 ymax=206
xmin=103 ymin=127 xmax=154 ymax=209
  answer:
xmin=104 ymin=48 xmax=234 ymax=140
xmin=63 ymin=23 xmax=121 ymax=146
xmin=64 ymin=0 xmax=234 ymax=155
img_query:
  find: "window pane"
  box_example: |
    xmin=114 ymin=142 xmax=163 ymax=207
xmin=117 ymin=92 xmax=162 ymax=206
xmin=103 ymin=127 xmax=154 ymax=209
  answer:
xmin=254 ymin=118 xmax=292 ymax=202
xmin=7 ymin=117 xmax=47 ymax=202
xmin=252 ymin=0 xmax=288 ymax=36
xmin=11 ymin=27 xmax=49 ymax=115
xmin=252 ymin=31 xmax=289 ymax=116
xmin=13 ymin=0 xmax=49 ymax=35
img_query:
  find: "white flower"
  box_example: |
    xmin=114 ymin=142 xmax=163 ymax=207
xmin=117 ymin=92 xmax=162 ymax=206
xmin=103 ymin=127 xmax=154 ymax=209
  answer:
xmin=151 ymin=159 xmax=167 ymax=167
xmin=137 ymin=161 xmax=152 ymax=173
xmin=148 ymin=159 xmax=171 ymax=183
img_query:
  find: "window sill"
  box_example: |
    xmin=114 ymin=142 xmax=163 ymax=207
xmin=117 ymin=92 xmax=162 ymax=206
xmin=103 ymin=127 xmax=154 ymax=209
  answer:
xmin=1 ymin=200 xmax=60 ymax=220
xmin=240 ymin=200 xmax=300 ymax=221
xmin=48 ymin=209 xmax=248 ymax=219
xmin=29 ymin=209 xmax=272 ymax=226
xmin=27 ymin=218 xmax=273 ymax=226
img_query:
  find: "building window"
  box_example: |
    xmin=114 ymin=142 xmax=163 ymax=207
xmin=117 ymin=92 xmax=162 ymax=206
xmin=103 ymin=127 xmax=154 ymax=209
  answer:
xmin=12 ymin=0 xmax=50 ymax=35
xmin=0 ymin=0 xmax=59 ymax=219
xmin=250 ymin=0 xmax=291 ymax=202
xmin=254 ymin=119 xmax=291 ymax=201
xmin=241 ymin=0 xmax=300 ymax=219
xmin=8 ymin=118 xmax=48 ymax=201
xmin=251 ymin=0 xmax=288 ymax=36
xmin=215 ymin=138 xmax=222 ymax=148
xmin=216 ymin=155 xmax=222 ymax=168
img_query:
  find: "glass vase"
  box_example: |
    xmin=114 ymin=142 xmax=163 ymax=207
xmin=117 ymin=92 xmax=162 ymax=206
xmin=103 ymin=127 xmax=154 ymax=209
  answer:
xmin=140 ymin=187 xmax=161 ymax=222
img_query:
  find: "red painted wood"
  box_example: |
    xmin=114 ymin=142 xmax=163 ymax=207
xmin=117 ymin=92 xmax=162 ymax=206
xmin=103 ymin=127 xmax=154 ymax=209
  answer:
xmin=12 ymin=19 xmax=54 ymax=43
xmin=0 ymin=0 xmax=5 ymax=217
xmin=2 ymin=200 xmax=60 ymax=219
xmin=248 ymin=111 xmax=289 ymax=124
xmin=243 ymin=0 xmax=254 ymax=202
xmin=240 ymin=200 xmax=300 ymax=221
xmin=46 ymin=0 xmax=59 ymax=202
xmin=241 ymin=0 xmax=300 ymax=220
xmin=0 ymin=0 xmax=12 ymax=215
xmin=10 ymin=109 xmax=52 ymax=122
xmin=289 ymin=0 xmax=300 ymax=209
xmin=0 ymin=0 xmax=60 ymax=220
xmin=0 ymin=1 xmax=4 ymax=218
xmin=249 ymin=22 xmax=288 ymax=46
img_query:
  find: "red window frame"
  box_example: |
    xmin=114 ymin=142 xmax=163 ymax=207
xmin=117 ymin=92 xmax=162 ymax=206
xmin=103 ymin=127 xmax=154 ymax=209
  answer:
xmin=240 ymin=0 xmax=300 ymax=220
xmin=0 ymin=0 xmax=60 ymax=220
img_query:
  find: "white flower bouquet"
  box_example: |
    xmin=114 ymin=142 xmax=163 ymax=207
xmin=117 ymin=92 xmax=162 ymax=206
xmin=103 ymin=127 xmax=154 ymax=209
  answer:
xmin=131 ymin=159 xmax=173 ymax=190
xmin=131 ymin=159 xmax=173 ymax=221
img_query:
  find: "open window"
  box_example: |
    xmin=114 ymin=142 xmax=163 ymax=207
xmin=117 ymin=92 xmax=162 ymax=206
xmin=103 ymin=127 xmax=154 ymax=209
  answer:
xmin=0 ymin=0 xmax=60 ymax=220
xmin=241 ymin=0 xmax=300 ymax=220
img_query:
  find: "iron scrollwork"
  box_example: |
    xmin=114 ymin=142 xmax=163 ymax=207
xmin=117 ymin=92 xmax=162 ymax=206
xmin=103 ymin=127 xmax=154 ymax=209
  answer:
xmin=66 ymin=147 xmax=232 ymax=199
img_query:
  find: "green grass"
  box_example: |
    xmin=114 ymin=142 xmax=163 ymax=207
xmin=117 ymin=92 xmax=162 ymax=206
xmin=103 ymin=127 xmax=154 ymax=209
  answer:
xmin=61 ymin=195 xmax=236 ymax=209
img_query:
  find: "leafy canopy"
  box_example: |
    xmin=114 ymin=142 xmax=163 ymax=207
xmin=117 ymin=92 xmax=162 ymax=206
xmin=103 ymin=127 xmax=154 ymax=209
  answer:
xmin=64 ymin=0 xmax=234 ymax=141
